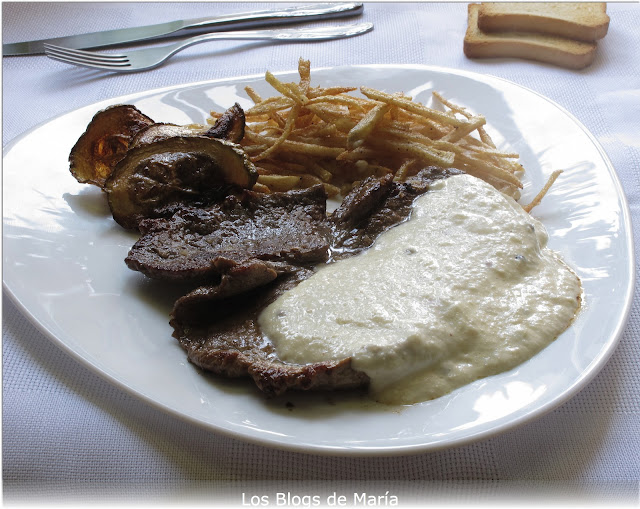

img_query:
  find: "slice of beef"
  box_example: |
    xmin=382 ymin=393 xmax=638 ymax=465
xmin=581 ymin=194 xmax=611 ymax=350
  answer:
xmin=170 ymin=166 xmax=463 ymax=397
xmin=171 ymin=259 xmax=297 ymax=324
xmin=331 ymin=166 xmax=463 ymax=257
xmin=171 ymin=267 xmax=370 ymax=396
xmin=125 ymin=185 xmax=331 ymax=282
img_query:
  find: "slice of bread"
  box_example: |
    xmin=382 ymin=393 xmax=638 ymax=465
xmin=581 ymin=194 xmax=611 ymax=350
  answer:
xmin=464 ymin=4 xmax=598 ymax=70
xmin=478 ymin=2 xmax=610 ymax=42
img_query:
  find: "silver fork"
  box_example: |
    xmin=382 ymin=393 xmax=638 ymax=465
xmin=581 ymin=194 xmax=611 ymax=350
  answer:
xmin=44 ymin=23 xmax=373 ymax=72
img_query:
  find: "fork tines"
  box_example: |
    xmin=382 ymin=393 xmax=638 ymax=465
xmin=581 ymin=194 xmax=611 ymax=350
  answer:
xmin=44 ymin=43 xmax=131 ymax=69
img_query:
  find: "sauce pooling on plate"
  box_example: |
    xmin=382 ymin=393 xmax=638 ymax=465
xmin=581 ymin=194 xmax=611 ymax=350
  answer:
xmin=259 ymin=174 xmax=582 ymax=404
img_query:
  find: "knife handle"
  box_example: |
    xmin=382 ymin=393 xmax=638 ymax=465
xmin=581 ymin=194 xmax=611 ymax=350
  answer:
xmin=179 ymin=3 xmax=364 ymax=33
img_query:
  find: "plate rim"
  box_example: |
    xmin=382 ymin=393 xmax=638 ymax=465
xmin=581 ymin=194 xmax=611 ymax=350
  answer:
xmin=3 ymin=64 xmax=635 ymax=456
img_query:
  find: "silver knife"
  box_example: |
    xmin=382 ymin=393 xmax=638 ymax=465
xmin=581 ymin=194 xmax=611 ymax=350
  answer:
xmin=3 ymin=2 xmax=363 ymax=56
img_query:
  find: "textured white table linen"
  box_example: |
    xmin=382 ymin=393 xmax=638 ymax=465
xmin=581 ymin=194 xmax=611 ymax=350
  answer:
xmin=2 ymin=2 xmax=639 ymax=506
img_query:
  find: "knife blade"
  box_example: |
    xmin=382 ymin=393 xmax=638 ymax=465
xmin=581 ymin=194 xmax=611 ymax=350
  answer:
xmin=3 ymin=2 xmax=363 ymax=56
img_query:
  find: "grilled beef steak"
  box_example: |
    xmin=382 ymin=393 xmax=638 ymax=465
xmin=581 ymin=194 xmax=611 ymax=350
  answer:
xmin=171 ymin=266 xmax=370 ymax=396
xmin=331 ymin=168 xmax=453 ymax=257
xmin=125 ymin=185 xmax=331 ymax=282
xmin=166 ymin=166 xmax=463 ymax=396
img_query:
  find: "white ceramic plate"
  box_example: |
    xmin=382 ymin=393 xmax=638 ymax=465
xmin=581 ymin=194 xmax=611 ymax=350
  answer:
xmin=3 ymin=65 xmax=634 ymax=456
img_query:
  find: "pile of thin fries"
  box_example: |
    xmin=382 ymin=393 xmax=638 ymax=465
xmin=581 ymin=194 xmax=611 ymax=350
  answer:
xmin=209 ymin=59 xmax=556 ymax=207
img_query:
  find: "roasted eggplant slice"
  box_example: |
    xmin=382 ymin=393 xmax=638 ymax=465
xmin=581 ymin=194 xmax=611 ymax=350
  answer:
xmin=205 ymin=103 xmax=245 ymax=143
xmin=69 ymin=105 xmax=154 ymax=187
xmin=104 ymin=136 xmax=258 ymax=230
xmin=130 ymin=123 xmax=207 ymax=147
xmin=130 ymin=103 xmax=245 ymax=148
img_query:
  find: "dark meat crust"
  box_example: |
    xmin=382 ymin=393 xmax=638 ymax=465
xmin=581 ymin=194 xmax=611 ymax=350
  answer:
xmin=125 ymin=185 xmax=331 ymax=282
xmin=169 ymin=167 xmax=464 ymax=397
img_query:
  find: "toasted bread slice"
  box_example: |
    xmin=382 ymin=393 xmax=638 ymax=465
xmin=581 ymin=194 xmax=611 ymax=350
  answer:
xmin=478 ymin=2 xmax=610 ymax=42
xmin=464 ymin=4 xmax=598 ymax=70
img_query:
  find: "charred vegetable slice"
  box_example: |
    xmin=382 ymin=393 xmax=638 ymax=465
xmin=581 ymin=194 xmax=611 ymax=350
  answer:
xmin=205 ymin=103 xmax=245 ymax=143
xmin=104 ymin=136 xmax=258 ymax=230
xmin=69 ymin=104 xmax=154 ymax=187
xmin=130 ymin=104 xmax=246 ymax=147
xmin=130 ymin=123 xmax=207 ymax=147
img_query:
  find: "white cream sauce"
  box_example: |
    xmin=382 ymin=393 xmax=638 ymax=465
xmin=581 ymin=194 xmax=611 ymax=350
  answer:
xmin=258 ymin=174 xmax=582 ymax=404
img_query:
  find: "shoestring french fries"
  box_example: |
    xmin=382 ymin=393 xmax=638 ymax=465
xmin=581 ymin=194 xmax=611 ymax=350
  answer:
xmin=208 ymin=59 xmax=557 ymax=208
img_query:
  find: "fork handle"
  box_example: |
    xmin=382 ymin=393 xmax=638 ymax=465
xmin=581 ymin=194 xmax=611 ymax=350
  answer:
xmin=163 ymin=24 xmax=373 ymax=56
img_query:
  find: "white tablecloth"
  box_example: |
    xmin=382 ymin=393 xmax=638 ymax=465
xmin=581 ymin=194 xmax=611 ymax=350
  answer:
xmin=3 ymin=2 xmax=639 ymax=506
